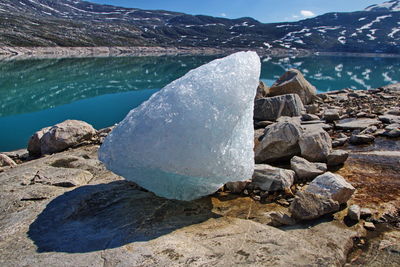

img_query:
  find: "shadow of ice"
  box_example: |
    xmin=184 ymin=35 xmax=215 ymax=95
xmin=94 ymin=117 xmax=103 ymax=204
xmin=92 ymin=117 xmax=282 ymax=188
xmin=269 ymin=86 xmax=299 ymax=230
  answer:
xmin=28 ymin=180 xmax=219 ymax=253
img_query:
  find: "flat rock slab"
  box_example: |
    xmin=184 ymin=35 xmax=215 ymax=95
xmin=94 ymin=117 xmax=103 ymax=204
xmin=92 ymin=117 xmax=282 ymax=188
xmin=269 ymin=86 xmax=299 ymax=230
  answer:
xmin=335 ymin=118 xmax=381 ymax=131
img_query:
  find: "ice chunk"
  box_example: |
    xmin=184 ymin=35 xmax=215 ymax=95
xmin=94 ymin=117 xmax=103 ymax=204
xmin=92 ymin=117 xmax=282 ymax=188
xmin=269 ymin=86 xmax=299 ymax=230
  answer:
xmin=99 ymin=52 xmax=261 ymax=201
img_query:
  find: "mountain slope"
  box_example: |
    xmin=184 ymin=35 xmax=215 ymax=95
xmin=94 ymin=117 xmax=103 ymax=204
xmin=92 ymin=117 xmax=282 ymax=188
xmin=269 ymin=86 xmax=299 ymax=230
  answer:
xmin=366 ymin=0 xmax=400 ymax=12
xmin=0 ymin=0 xmax=399 ymax=54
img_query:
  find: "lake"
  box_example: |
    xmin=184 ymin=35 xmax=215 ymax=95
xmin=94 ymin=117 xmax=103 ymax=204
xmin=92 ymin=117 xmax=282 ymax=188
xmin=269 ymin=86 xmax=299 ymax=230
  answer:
xmin=0 ymin=55 xmax=399 ymax=152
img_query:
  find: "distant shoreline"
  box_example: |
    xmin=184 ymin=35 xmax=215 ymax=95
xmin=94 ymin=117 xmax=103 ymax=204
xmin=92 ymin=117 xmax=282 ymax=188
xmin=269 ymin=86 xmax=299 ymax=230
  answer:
xmin=0 ymin=46 xmax=399 ymax=60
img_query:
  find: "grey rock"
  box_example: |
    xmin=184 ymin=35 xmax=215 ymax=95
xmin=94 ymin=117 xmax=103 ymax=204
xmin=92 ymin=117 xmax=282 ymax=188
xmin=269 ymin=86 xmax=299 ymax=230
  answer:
xmin=301 ymin=113 xmax=320 ymax=121
xmin=335 ymin=118 xmax=381 ymax=131
xmin=254 ymin=94 xmax=304 ymax=121
xmin=267 ymin=211 xmax=297 ymax=226
xmin=0 ymin=154 xmax=17 ymax=167
xmin=27 ymin=127 xmax=51 ymax=156
xmin=40 ymin=120 xmax=97 ymax=155
xmin=379 ymin=115 xmax=400 ymax=124
xmin=349 ymin=134 xmax=375 ymax=145
xmin=305 ymin=103 xmax=319 ymax=114
xmin=360 ymin=126 xmax=378 ymax=135
xmin=2 ymin=149 xmax=29 ymax=161
xmin=299 ymin=128 xmax=332 ymax=162
xmin=290 ymin=156 xmax=326 ymax=180
xmin=332 ymin=137 xmax=348 ymax=148
xmin=387 ymin=108 xmax=400 ymax=116
xmin=255 ymin=81 xmax=270 ymax=100
xmin=348 ymin=205 xmax=361 ymax=221
xmin=225 ymin=181 xmax=248 ymax=194
xmin=269 ymin=69 xmax=317 ymax=104
xmin=383 ymin=128 xmax=400 ymax=138
xmin=301 ymin=122 xmax=333 ymax=131
xmin=289 ymin=191 xmax=340 ymax=220
xmin=327 ymin=150 xmax=349 ymax=166
xmin=251 ymin=164 xmax=295 ymax=192
xmin=323 ymin=109 xmax=341 ymax=122
xmin=360 ymin=208 xmax=373 ymax=218
xmin=305 ymin=172 xmax=355 ymax=204
xmin=254 ymin=118 xmax=302 ymax=163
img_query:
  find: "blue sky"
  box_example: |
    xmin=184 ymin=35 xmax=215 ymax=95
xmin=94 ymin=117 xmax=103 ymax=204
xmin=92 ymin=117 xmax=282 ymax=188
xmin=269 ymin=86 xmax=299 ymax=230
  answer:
xmin=90 ymin=0 xmax=381 ymax=23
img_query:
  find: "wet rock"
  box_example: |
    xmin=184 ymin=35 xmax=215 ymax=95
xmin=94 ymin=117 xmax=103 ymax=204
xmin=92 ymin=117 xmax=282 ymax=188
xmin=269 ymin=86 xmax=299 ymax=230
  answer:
xmin=299 ymin=128 xmax=332 ymax=162
xmin=349 ymin=134 xmax=375 ymax=145
xmin=255 ymin=81 xmax=270 ymax=100
xmin=27 ymin=127 xmax=51 ymax=156
xmin=254 ymin=118 xmax=302 ymax=163
xmin=306 ymin=172 xmax=355 ymax=204
xmin=251 ymin=164 xmax=295 ymax=192
xmin=290 ymin=156 xmax=326 ymax=180
xmin=289 ymin=191 xmax=340 ymax=220
xmin=327 ymin=150 xmax=349 ymax=166
xmin=0 ymin=154 xmax=17 ymax=167
xmin=335 ymin=118 xmax=381 ymax=131
xmin=269 ymin=69 xmax=317 ymax=104
xmin=348 ymin=205 xmax=361 ymax=221
xmin=254 ymin=94 xmax=304 ymax=121
xmin=40 ymin=120 xmax=97 ymax=155
xmin=225 ymin=181 xmax=248 ymax=194
xmin=323 ymin=109 xmax=341 ymax=122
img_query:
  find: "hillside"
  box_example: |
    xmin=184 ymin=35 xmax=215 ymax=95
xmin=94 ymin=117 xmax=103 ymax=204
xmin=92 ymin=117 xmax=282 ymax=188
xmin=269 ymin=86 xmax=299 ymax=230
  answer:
xmin=0 ymin=0 xmax=399 ymax=53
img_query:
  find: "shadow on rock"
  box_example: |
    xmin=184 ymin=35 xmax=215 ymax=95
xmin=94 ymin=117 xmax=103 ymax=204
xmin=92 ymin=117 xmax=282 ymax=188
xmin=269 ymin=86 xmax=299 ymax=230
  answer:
xmin=28 ymin=180 xmax=219 ymax=253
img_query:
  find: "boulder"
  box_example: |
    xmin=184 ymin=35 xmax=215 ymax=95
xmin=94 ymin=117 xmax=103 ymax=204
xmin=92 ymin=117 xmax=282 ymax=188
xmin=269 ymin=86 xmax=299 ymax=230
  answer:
xmin=304 ymin=104 xmax=319 ymax=114
xmin=225 ymin=181 xmax=248 ymax=194
xmin=255 ymin=81 xmax=270 ymax=99
xmin=323 ymin=109 xmax=341 ymax=122
xmin=301 ymin=114 xmax=320 ymax=121
xmin=254 ymin=94 xmax=304 ymax=121
xmin=251 ymin=164 xmax=295 ymax=192
xmin=305 ymin=172 xmax=355 ymax=204
xmin=269 ymin=69 xmax=317 ymax=104
xmin=40 ymin=120 xmax=97 ymax=155
xmin=0 ymin=154 xmax=17 ymax=167
xmin=27 ymin=126 xmax=51 ymax=156
xmin=349 ymin=134 xmax=375 ymax=145
xmin=299 ymin=128 xmax=332 ymax=162
xmin=327 ymin=150 xmax=349 ymax=166
xmin=348 ymin=205 xmax=361 ymax=221
xmin=290 ymin=156 xmax=327 ymax=180
xmin=289 ymin=191 xmax=340 ymax=220
xmin=254 ymin=118 xmax=302 ymax=163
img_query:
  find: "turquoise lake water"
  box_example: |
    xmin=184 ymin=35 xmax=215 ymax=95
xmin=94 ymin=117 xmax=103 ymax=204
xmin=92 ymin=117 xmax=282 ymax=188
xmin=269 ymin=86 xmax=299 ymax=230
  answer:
xmin=0 ymin=55 xmax=399 ymax=151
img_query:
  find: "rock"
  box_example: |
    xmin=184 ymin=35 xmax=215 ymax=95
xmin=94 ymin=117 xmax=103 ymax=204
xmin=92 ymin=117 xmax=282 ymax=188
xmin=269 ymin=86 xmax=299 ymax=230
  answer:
xmin=360 ymin=208 xmax=373 ymax=218
xmin=0 ymin=154 xmax=17 ymax=167
xmin=360 ymin=126 xmax=378 ymax=135
xmin=99 ymin=52 xmax=261 ymax=201
xmin=383 ymin=128 xmax=400 ymax=138
xmin=335 ymin=118 xmax=381 ymax=131
xmin=305 ymin=103 xmax=319 ymax=114
xmin=349 ymin=134 xmax=375 ymax=145
xmin=27 ymin=127 xmax=51 ymax=156
xmin=289 ymin=191 xmax=340 ymax=220
xmin=387 ymin=108 xmax=400 ymax=116
xmin=290 ymin=156 xmax=326 ymax=180
xmin=327 ymin=150 xmax=349 ymax=166
xmin=225 ymin=181 xmax=248 ymax=194
xmin=41 ymin=120 xmax=97 ymax=155
xmin=299 ymin=128 xmax=332 ymax=162
xmin=29 ymin=167 xmax=93 ymax=187
xmin=267 ymin=211 xmax=297 ymax=226
xmin=301 ymin=122 xmax=333 ymax=131
xmin=2 ymin=149 xmax=29 ymax=161
xmin=305 ymin=172 xmax=355 ymax=204
xmin=251 ymin=164 xmax=295 ymax=192
xmin=348 ymin=205 xmax=361 ymax=221
xmin=364 ymin=222 xmax=376 ymax=231
xmin=379 ymin=115 xmax=400 ymax=124
xmin=254 ymin=120 xmax=274 ymax=129
xmin=332 ymin=137 xmax=348 ymax=148
xmin=254 ymin=118 xmax=302 ymax=163
xmin=301 ymin=114 xmax=320 ymax=121
xmin=255 ymin=81 xmax=269 ymax=99
xmin=323 ymin=109 xmax=341 ymax=122
xmin=269 ymin=69 xmax=317 ymax=104
xmin=254 ymin=94 xmax=304 ymax=121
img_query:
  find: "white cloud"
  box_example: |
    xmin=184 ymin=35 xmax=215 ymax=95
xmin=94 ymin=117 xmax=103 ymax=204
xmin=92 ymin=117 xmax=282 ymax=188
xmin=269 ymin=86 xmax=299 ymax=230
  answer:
xmin=300 ymin=10 xmax=315 ymax=17
xmin=220 ymin=13 xmax=227 ymax=17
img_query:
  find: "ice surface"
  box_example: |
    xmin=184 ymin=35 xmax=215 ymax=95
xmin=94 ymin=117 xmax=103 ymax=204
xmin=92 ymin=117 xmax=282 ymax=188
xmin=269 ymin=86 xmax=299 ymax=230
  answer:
xmin=99 ymin=52 xmax=261 ymax=201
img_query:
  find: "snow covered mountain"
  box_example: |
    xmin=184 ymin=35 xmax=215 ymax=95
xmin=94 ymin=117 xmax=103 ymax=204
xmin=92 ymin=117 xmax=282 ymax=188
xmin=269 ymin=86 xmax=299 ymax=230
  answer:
xmin=0 ymin=0 xmax=399 ymax=54
xmin=365 ymin=0 xmax=400 ymax=12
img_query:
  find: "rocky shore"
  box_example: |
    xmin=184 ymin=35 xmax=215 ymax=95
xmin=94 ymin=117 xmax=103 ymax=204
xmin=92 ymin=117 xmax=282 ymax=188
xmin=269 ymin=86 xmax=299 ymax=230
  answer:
xmin=0 ymin=71 xmax=399 ymax=266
